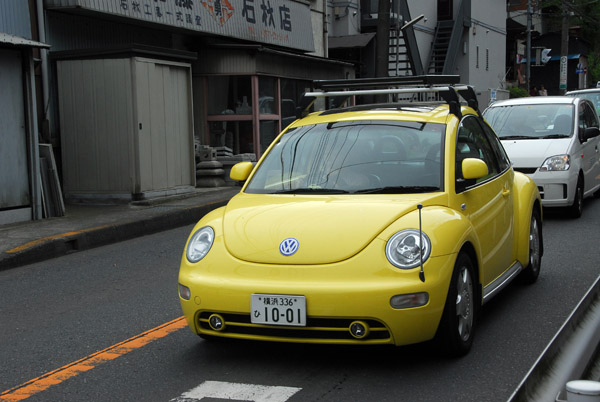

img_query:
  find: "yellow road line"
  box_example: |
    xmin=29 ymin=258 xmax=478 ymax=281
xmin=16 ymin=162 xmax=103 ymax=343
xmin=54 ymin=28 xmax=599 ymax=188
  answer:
xmin=0 ymin=316 xmax=187 ymax=401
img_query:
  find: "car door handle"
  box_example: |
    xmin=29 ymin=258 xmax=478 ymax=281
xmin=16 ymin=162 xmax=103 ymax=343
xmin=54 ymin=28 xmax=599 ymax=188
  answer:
xmin=502 ymin=188 xmax=511 ymax=197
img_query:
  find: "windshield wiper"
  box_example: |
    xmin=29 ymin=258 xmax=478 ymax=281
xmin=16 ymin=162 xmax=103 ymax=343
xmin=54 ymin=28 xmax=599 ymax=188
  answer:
xmin=270 ymin=188 xmax=350 ymax=194
xmin=541 ymin=134 xmax=570 ymax=139
xmin=500 ymin=135 xmax=537 ymax=140
xmin=353 ymin=186 xmax=440 ymax=194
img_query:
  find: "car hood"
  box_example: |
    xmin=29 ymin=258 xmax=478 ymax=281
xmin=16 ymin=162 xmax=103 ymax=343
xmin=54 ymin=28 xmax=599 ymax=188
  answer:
xmin=501 ymin=138 xmax=572 ymax=168
xmin=222 ymin=192 xmax=444 ymax=265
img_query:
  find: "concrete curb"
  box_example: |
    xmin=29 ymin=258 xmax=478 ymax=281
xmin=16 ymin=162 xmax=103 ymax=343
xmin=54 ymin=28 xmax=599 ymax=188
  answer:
xmin=0 ymin=200 xmax=229 ymax=271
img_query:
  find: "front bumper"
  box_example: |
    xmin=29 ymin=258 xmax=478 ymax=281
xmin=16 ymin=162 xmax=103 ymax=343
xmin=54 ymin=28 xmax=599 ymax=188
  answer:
xmin=179 ymin=236 xmax=457 ymax=346
xmin=526 ymin=169 xmax=578 ymax=207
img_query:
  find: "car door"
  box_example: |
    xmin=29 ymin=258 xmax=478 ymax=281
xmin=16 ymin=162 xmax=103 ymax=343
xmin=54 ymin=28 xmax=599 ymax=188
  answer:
xmin=451 ymin=115 xmax=515 ymax=287
xmin=577 ymin=100 xmax=600 ymax=195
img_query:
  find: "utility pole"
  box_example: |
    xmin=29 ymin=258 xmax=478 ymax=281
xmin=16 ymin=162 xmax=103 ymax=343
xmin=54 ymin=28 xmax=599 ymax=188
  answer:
xmin=560 ymin=0 xmax=569 ymax=94
xmin=375 ymin=0 xmax=391 ymax=78
xmin=527 ymin=0 xmax=532 ymax=92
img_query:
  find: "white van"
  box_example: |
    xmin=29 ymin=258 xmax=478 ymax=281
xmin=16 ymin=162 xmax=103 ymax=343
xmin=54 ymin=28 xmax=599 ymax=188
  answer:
xmin=483 ymin=96 xmax=600 ymax=218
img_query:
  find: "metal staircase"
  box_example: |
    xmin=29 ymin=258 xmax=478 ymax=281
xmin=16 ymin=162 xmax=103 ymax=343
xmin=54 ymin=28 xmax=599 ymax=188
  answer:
xmin=387 ymin=0 xmax=424 ymax=77
xmin=388 ymin=29 xmax=412 ymax=76
xmin=426 ymin=0 xmax=471 ymax=75
xmin=427 ymin=20 xmax=454 ymax=74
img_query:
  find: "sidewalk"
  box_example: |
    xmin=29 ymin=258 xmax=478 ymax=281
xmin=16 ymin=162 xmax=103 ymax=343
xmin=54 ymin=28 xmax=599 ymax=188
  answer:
xmin=0 ymin=187 xmax=240 ymax=271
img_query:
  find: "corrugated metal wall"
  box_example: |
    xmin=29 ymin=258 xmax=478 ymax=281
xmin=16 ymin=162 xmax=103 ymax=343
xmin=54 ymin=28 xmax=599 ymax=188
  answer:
xmin=58 ymin=58 xmax=135 ymax=196
xmin=0 ymin=0 xmax=32 ymax=37
xmin=193 ymin=48 xmax=353 ymax=81
xmin=135 ymin=59 xmax=194 ymax=193
xmin=47 ymin=11 xmax=174 ymax=52
xmin=0 ymin=49 xmax=30 ymax=210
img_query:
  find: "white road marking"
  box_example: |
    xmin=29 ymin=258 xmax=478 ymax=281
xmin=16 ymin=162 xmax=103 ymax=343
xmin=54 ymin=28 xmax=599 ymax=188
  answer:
xmin=171 ymin=380 xmax=302 ymax=402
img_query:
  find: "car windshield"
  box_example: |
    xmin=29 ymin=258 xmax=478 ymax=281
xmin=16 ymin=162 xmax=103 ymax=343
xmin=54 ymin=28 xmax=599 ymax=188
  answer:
xmin=245 ymin=120 xmax=445 ymax=194
xmin=484 ymin=104 xmax=574 ymax=140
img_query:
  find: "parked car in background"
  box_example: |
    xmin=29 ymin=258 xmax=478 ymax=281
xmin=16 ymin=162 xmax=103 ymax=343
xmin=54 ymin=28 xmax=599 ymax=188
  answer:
xmin=566 ymin=88 xmax=600 ymax=117
xmin=178 ymin=76 xmax=543 ymax=357
xmin=484 ymin=96 xmax=600 ymax=218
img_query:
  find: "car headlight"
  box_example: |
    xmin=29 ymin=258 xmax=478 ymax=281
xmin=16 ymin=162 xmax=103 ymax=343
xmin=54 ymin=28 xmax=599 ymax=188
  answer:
xmin=540 ymin=155 xmax=570 ymax=171
xmin=385 ymin=230 xmax=431 ymax=269
xmin=186 ymin=226 xmax=214 ymax=263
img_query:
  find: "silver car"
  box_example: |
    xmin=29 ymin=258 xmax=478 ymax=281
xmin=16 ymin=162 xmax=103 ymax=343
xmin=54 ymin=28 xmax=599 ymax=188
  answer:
xmin=566 ymin=88 xmax=600 ymax=118
xmin=484 ymin=96 xmax=600 ymax=218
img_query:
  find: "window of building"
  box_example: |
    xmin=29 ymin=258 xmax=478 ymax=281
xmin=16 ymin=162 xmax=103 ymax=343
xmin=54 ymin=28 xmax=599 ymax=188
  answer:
xmin=204 ymin=75 xmax=311 ymax=157
xmin=207 ymin=76 xmax=252 ymax=115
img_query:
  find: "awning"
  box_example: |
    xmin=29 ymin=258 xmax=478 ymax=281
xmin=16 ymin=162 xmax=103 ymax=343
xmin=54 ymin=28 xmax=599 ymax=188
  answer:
xmin=0 ymin=33 xmax=50 ymax=49
xmin=328 ymin=33 xmax=376 ymax=49
xmin=506 ymin=18 xmax=526 ymax=33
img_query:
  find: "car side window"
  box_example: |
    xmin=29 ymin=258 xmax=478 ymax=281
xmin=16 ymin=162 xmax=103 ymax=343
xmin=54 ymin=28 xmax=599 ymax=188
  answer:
xmin=580 ymin=102 xmax=599 ymax=131
xmin=481 ymin=120 xmax=511 ymax=172
xmin=455 ymin=116 xmax=500 ymax=189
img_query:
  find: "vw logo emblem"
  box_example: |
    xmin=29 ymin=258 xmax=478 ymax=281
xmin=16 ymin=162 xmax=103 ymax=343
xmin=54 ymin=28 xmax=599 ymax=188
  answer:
xmin=279 ymin=238 xmax=299 ymax=256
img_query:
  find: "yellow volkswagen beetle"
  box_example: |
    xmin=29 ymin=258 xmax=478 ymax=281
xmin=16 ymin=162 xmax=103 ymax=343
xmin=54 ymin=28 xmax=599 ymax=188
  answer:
xmin=178 ymin=76 xmax=543 ymax=356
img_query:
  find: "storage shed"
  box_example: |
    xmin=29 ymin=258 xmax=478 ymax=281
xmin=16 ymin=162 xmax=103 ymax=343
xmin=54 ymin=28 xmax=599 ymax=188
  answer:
xmin=56 ymin=52 xmax=196 ymax=202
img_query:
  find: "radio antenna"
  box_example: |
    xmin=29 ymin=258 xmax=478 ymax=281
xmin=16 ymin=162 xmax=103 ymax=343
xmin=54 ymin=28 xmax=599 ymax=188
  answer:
xmin=418 ymin=204 xmax=425 ymax=282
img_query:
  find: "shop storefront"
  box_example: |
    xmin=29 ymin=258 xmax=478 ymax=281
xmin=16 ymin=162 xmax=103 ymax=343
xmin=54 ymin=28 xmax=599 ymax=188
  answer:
xmin=43 ymin=0 xmax=353 ymax=200
xmin=193 ymin=45 xmax=353 ymax=157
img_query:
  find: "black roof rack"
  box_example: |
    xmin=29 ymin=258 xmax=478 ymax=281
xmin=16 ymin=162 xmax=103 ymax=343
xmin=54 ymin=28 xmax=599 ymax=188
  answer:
xmin=296 ymin=75 xmax=480 ymax=120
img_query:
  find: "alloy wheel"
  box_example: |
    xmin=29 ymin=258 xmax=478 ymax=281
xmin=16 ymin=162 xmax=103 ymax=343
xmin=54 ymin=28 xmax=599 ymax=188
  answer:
xmin=455 ymin=267 xmax=474 ymax=342
xmin=529 ymin=215 xmax=541 ymax=274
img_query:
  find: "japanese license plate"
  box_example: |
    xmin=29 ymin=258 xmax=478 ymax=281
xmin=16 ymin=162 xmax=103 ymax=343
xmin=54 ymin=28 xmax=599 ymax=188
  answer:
xmin=251 ymin=294 xmax=306 ymax=326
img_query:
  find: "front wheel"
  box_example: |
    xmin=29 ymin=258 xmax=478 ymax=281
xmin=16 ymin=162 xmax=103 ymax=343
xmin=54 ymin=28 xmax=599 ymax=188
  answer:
xmin=435 ymin=252 xmax=477 ymax=357
xmin=568 ymin=176 xmax=583 ymax=218
xmin=521 ymin=208 xmax=542 ymax=284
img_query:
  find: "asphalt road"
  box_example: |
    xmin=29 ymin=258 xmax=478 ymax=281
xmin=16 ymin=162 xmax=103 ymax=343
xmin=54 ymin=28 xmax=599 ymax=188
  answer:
xmin=1 ymin=198 xmax=599 ymax=402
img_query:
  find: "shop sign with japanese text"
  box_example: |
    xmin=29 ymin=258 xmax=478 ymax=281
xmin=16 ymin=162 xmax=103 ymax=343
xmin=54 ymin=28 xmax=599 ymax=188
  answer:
xmin=45 ymin=0 xmax=315 ymax=52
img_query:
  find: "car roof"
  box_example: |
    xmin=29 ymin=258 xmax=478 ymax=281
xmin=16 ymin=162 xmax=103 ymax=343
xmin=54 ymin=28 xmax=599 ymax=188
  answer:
xmin=566 ymin=88 xmax=600 ymax=94
xmin=487 ymin=96 xmax=578 ymax=108
xmin=293 ymin=103 xmax=469 ymax=127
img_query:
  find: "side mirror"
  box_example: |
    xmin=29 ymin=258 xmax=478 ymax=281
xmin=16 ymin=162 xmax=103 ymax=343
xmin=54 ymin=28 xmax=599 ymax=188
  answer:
xmin=462 ymin=158 xmax=489 ymax=180
xmin=230 ymin=162 xmax=254 ymax=182
xmin=581 ymin=126 xmax=600 ymax=142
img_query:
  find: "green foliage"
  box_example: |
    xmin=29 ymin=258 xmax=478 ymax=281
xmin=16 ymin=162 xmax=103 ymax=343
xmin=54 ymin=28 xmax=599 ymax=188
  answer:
xmin=509 ymin=87 xmax=530 ymax=98
xmin=539 ymin=0 xmax=600 ymax=53
xmin=588 ymin=51 xmax=600 ymax=86
xmin=539 ymin=0 xmax=600 ymax=87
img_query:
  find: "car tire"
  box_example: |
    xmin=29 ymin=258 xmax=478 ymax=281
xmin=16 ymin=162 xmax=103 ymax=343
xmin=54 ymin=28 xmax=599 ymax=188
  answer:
xmin=520 ymin=208 xmax=542 ymax=285
xmin=568 ymin=176 xmax=583 ymax=218
xmin=435 ymin=252 xmax=477 ymax=357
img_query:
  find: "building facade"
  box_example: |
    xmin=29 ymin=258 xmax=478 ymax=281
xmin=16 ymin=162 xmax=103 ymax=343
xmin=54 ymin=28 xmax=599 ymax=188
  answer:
xmin=41 ymin=0 xmax=352 ymax=204
xmin=507 ymin=0 xmax=591 ymax=95
xmin=328 ymin=0 xmax=508 ymax=106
